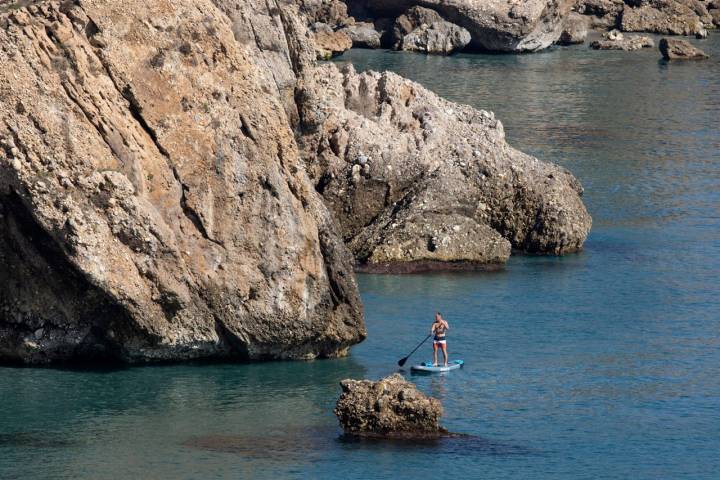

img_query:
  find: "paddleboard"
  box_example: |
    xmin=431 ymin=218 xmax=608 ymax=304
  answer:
xmin=410 ymin=359 xmax=464 ymax=373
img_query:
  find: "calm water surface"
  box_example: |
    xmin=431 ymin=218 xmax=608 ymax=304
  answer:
xmin=2 ymin=35 xmax=719 ymax=479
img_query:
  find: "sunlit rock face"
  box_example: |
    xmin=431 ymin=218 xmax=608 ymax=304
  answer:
xmin=0 ymin=0 xmax=365 ymax=364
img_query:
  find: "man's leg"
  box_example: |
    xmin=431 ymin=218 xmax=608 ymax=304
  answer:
xmin=442 ymin=343 xmax=448 ymax=366
xmin=433 ymin=343 xmax=438 ymax=366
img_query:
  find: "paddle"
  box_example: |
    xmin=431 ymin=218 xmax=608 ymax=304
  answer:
xmin=397 ymin=334 xmax=432 ymax=367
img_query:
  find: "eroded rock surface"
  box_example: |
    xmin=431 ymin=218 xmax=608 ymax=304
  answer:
xmin=297 ymin=64 xmax=591 ymax=271
xmin=559 ymin=12 xmax=590 ymax=44
xmin=335 ymin=374 xmax=446 ymax=438
xmin=350 ymin=0 xmax=576 ymax=52
xmin=392 ymin=6 xmax=470 ymax=54
xmin=0 ymin=0 xmax=365 ymax=364
xmin=659 ymin=37 xmax=710 ymax=58
xmin=620 ymin=0 xmax=709 ymax=36
xmin=590 ymin=29 xmax=655 ymax=49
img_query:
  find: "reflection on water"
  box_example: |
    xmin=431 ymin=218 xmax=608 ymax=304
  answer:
xmin=2 ymin=35 xmax=720 ymax=480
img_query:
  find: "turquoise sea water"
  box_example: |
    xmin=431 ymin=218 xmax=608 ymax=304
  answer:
xmin=2 ymin=35 xmax=720 ymax=479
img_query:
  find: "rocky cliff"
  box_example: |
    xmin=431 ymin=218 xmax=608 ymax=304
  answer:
xmin=0 ymin=0 xmax=364 ymax=364
xmin=0 ymin=0 xmax=591 ymax=364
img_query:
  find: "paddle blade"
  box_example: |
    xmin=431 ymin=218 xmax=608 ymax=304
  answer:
xmin=397 ymin=357 xmax=407 ymax=367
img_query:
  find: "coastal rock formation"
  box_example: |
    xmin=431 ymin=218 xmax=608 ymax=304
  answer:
xmin=297 ymin=64 xmax=591 ymax=271
xmin=590 ymin=30 xmax=655 ymax=49
xmin=341 ymin=21 xmax=383 ymax=48
xmin=559 ymin=12 xmax=590 ymax=44
xmin=311 ymin=24 xmax=353 ymax=59
xmin=0 ymin=0 xmax=593 ymax=363
xmin=659 ymin=37 xmax=710 ymax=59
xmin=349 ymin=0 xmax=576 ymax=52
xmin=392 ymin=6 xmax=471 ymax=54
xmin=620 ymin=0 xmax=708 ymax=36
xmin=0 ymin=0 xmax=365 ymax=364
xmin=334 ymin=374 xmax=447 ymax=438
xmin=574 ymin=0 xmax=625 ymax=28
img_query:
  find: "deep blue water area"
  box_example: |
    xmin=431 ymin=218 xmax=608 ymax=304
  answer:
xmin=2 ymin=34 xmax=719 ymax=479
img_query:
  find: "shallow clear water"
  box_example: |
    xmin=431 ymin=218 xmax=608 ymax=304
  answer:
xmin=2 ymin=36 xmax=720 ymax=479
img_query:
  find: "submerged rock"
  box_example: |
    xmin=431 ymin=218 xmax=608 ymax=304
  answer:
xmin=659 ymin=37 xmax=709 ymax=59
xmin=352 ymin=0 xmax=576 ymax=52
xmin=298 ymin=64 xmax=591 ymax=272
xmin=0 ymin=0 xmax=365 ymax=364
xmin=335 ymin=374 xmax=447 ymax=438
xmin=392 ymin=6 xmax=470 ymax=54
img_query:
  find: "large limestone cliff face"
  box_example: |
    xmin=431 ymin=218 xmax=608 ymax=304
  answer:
xmin=0 ymin=0 xmax=591 ymax=364
xmin=0 ymin=0 xmax=364 ymax=364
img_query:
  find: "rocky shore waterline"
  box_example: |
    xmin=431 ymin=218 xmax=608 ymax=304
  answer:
xmin=0 ymin=0 xmax=590 ymax=364
xmin=298 ymin=0 xmax=716 ymax=57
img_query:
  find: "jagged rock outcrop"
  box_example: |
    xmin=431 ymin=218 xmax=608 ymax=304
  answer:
xmin=620 ymin=0 xmax=709 ymax=36
xmin=335 ymin=374 xmax=447 ymax=438
xmin=590 ymin=29 xmax=655 ymax=49
xmin=311 ymin=23 xmax=353 ymax=59
xmin=659 ymin=37 xmax=709 ymax=58
xmin=340 ymin=21 xmax=383 ymax=48
xmin=559 ymin=12 xmax=590 ymax=44
xmin=297 ymin=64 xmax=591 ymax=272
xmin=0 ymin=0 xmax=593 ymax=363
xmin=348 ymin=0 xmax=576 ymax=52
xmin=0 ymin=0 xmax=365 ymax=364
xmin=391 ymin=6 xmax=470 ymax=54
xmin=574 ymin=0 xmax=625 ymax=28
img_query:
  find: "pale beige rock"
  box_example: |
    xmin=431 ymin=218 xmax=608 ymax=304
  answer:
xmin=354 ymin=0 xmax=576 ymax=52
xmin=335 ymin=374 xmax=447 ymax=438
xmin=297 ymin=64 xmax=591 ymax=272
xmin=0 ymin=0 xmax=365 ymax=364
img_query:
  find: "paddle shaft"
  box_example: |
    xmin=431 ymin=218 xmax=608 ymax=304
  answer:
xmin=398 ymin=334 xmax=432 ymax=366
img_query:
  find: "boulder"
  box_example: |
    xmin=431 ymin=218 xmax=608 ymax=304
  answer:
xmin=297 ymin=64 xmax=591 ymax=272
xmin=558 ymin=12 xmax=590 ymax=44
xmin=590 ymin=29 xmax=655 ymax=49
xmin=334 ymin=374 xmax=446 ymax=438
xmin=659 ymin=37 xmax=710 ymax=58
xmin=341 ymin=21 xmax=383 ymax=48
xmin=710 ymin=8 xmax=720 ymax=26
xmin=296 ymin=0 xmax=353 ymax=28
xmin=0 ymin=0 xmax=365 ymax=364
xmin=392 ymin=6 xmax=471 ymax=54
xmin=351 ymin=0 xmax=576 ymax=52
xmin=312 ymin=26 xmax=353 ymax=59
xmin=620 ymin=0 xmax=706 ymax=36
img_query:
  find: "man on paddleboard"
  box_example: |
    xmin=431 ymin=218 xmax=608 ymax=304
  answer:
xmin=431 ymin=312 xmax=449 ymax=367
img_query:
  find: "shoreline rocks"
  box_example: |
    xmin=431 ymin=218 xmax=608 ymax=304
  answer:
xmin=0 ymin=0 xmax=592 ymax=364
xmin=392 ymin=6 xmax=470 ymax=54
xmin=350 ymin=0 xmax=576 ymax=53
xmin=335 ymin=374 xmax=448 ymax=438
xmin=590 ymin=30 xmax=655 ymax=50
xmin=559 ymin=12 xmax=590 ymax=45
xmin=297 ymin=63 xmax=592 ymax=271
xmin=659 ymin=37 xmax=710 ymax=59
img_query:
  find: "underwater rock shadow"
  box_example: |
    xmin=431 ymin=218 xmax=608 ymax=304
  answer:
xmin=336 ymin=432 xmax=535 ymax=457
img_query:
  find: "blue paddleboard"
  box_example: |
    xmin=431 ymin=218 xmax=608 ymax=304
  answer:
xmin=410 ymin=359 xmax=464 ymax=373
